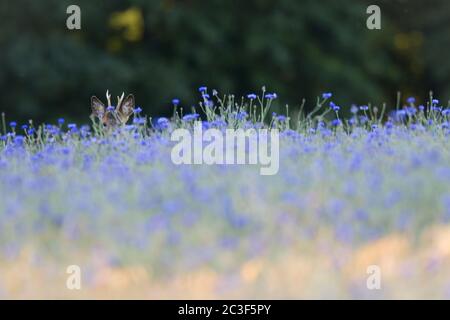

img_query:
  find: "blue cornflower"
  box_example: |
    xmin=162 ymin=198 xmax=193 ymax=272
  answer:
xmin=354 ymin=209 xmax=369 ymax=221
xmin=247 ymin=93 xmax=257 ymax=100
xmin=350 ymin=105 xmax=358 ymax=114
xmin=235 ymin=111 xmax=248 ymax=121
xmin=442 ymin=109 xmax=450 ymax=116
xmin=359 ymin=115 xmax=369 ymax=124
xmin=431 ymin=106 xmax=442 ymax=112
xmin=58 ymin=118 xmax=65 ymax=125
xmin=406 ymin=107 xmax=417 ymax=116
xmin=21 ymin=124 xmax=28 ymax=130
xmin=68 ymin=123 xmax=77 ymax=130
xmin=322 ymin=92 xmax=332 ymax=99
xmin=276 ymin=115 xmax=287 ymax=122
xmin=329 ymin=102 xmax=340 ymax=111
xmin=331 ymin=119 xmax=342 ymax=126
xmin=9 ymin=121 xmax=17 ymax=128
xmin=407 ymin=97 xmax=415 ymax=104
xmin=172 ymin=99 xmax=180 ymax=106
xmin=265 ymin=93 xmax=277 ymax=100
xmin=360 ymin=105 xmax=369 ymax=111
xmin=418 ymin=105 xmax=425 ymax=111
xmin=182 ymin=113 xmax=200 ymax=121
xmin=212 ymin=118 xmax=227 ymax=128
xmin=14 ymin=135 xmax=25 ymax=145
xmin=432 ymin=99 xmax=439 ymax=105
xmin=107 ymin=106 xmax=115 ymax=112
xmin=198 ymin=86 xmax=207 ymax=93
xmin=396 ymin=110 xmax=407 ymax=117
xmin=133 ymin=107 xmax=142 ymax=113
xmin=157 ymin=117 xmax=169 ymax=125
xmin=133 ymin=118 xmax=146 ymax=125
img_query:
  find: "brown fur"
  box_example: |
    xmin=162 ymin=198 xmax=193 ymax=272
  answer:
xmin=91 ymin=90 xmax=135 ymax=127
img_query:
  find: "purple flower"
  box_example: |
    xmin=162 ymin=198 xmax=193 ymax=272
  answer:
xmin=331 ymin=119 xmax=342 ymax=126
xmin=172 ymin=99 xmax=180 ymax=106
xmin=330 ymin=102 xmax=340 ymax=111
xmin=431 ymin=106 xmax=442 ymax=112
xmin=182 ymin=113 xmax=200 ymax=121
xmin=133 ymin=118 xmax=146 ymax=125
xmin=247 ymin=94 xmax=257 ymax=100
xmin=322 ymin=92 xmax=332 ymax=99
xmin=359 ymin=115 xmax=369 ymax=124
xmin=156 ymin=117 xmax=170 ymax=130
xmin=406 ymin=107 xmax=417 ymax=116
xmin=14 ymin=135 xmax=25 ymax=145
xmin=235 ymin=111 xmax=248 ymax=121
xmin=265 ymin=93 xmax=277 ymax=100
xmin=198 ymin=86 xmax=207 ymax=93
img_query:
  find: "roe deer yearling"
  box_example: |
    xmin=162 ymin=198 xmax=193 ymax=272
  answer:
xmin=91 ymin=90 xmax=135 ymax=127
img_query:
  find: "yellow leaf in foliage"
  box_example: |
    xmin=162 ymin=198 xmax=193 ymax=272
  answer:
xmin=109 ymin=7 xmax=144 ymax=42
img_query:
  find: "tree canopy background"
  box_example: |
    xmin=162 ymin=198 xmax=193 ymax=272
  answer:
xmin=0 ymin=0 xmax=448 ymax=124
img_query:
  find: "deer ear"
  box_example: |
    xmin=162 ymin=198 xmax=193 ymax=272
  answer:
xmin=91 ymin=96 xmax=105 ymax=117
xmin=117 ymin=94 xmax=134 ymax=122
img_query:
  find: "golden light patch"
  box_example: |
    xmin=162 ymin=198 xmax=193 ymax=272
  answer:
xmin=240 ymin=259 xmax=263 ymax=283
xmin=93 ymin=266 xmax=149 ymax=290
xmin=346 ymin=234 xmax=410 ymax=279
xmin=421 ymin=225 xmax=450 ymax=258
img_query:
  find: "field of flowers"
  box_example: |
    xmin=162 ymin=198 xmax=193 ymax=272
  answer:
xmin=0 ymin=89 xmax=449 ymax=299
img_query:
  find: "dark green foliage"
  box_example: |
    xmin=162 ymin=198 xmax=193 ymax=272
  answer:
xmin=0 ymin=0 xmax=445 ymax=124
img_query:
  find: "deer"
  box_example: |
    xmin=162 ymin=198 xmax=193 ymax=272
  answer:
xmin=91 ymin=90 xmax=135 ymax=128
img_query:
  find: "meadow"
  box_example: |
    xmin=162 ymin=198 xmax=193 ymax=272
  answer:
xmin=0 ymin=89 xmax=449 ymax=299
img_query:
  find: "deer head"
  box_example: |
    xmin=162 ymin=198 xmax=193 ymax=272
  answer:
xmin=91 ymin=90 xmax=135 ymax=127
